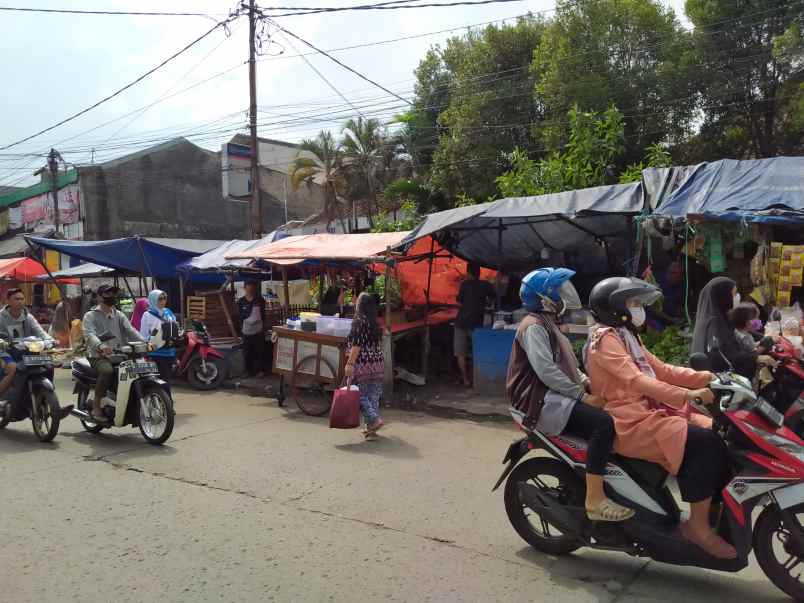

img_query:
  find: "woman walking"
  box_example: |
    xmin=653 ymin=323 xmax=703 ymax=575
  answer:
xmin=344 ymin=293 xmax=385 ymax=440
xmin=140 ymin=289 xmax=178 ymax=394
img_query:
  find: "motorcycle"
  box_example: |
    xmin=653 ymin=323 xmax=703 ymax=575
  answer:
xmin=70 ymin=334 xmax=175 ymax=445
xmin=757 ymin=335 xmax=804 ymax=433
xmin=493 ymin=343 xmax=804 ymax=601
xmin=173 ymin=321 xmax=227 ymax=390
xmin=0 ymin=336 xmax=65 ymax=442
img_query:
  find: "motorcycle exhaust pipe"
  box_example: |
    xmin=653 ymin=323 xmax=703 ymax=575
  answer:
xmin=517 ymin=482 xmax=583 ymax=535
xmin=70 ymin=408 xmax=93 ymax=421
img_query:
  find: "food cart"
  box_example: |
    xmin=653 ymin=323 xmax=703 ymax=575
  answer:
xmin=272 ymin=326 xmax=348 ymax=416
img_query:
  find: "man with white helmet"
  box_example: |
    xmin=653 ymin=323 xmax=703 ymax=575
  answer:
xmin=506 ymin=267 xmax=634 ymax=522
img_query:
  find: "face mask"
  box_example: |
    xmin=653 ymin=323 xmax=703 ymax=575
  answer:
xmin=733 ymin=293 xmax=741 ymax=306
xmin=629 ymin=306 xmax=646 ymax=328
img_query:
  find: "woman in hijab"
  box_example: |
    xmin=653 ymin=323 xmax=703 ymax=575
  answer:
xmin=130 ymin=298 xmax=149 ymax=332
xmin=691 ymin=277 xmax=757 ymax=379
xmin=139 ymin=290 xmax=177 ymax=392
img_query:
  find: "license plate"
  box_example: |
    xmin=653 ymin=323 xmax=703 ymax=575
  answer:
xmin=757 ymin=398 xmax=784 ymax=428
xmin=24 ymin=355 xmax=52 ymax=366
xmin=133 ymin=362 xmax=158 ymax=375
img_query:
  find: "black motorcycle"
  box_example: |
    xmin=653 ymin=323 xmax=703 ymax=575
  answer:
xmin=0 ymin=337 xmax=65 ymax=442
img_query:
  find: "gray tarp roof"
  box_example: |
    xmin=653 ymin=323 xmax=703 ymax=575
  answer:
xmin=36 ymin=262 xmax=117 ymax=280
xmin=176 ymin=231 xmax=283 ymax=275
xmin=396 ymin=182 xmax=644 ymax=273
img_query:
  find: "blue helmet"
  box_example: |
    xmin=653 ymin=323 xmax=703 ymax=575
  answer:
xmin=520 ymin=268 xmax=580 ymax=313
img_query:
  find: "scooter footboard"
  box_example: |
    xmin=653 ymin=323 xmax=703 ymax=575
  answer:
xmin=622 ymin=521 xmax=747 ymax=572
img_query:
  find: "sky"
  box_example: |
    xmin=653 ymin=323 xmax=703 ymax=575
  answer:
xmin=0 ymin=0 xmax=690 ymax=188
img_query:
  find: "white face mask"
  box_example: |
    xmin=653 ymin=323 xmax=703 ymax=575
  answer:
xmin=733 ymin=292 xmax=741 ymax=306
xmin=629 ymin=306 xmax=646 ymax=328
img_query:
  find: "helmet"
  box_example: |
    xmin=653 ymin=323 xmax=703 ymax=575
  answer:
xmin=589 ymin=277 xmax=662 ymax=327
xmin=520 ymin=268 xmax=581 ymax=314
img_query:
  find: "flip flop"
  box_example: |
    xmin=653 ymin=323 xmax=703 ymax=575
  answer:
xmin=586 ymin=498 xmax=635 ymax=522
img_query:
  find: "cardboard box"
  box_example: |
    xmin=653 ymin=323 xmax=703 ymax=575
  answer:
xmin=771 ymin=242 xmax=783 ymax=258
xmin=777 ymin=290 xmax=792 ymax=306
xmin=792 ymin=268 xmax=804 ymax=287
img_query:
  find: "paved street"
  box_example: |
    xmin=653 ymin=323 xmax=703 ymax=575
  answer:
xmin=0 ymin=373 xmax=783 ymax=602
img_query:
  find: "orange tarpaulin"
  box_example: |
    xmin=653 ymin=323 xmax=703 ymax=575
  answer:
xmin=379 ymin=237 xmax=496 ymax=306
xmin=0 ymin=257 xmax=78 ymax=283
xmin=226 ymin=232 xmax=410 ymax=265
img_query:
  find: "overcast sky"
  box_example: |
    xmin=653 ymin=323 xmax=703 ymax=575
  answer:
xmin=0 ymin=0 xmax=689 ymax=187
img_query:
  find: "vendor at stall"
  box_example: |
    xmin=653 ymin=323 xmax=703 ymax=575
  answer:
xmin=455 ymin=262 xmax=495 ymax=387
xmin=238 ymin=280 xmax=266 ymax=378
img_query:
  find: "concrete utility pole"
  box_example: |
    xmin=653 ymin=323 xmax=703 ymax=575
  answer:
xmin=47 ymin=148 xmax=61 ymax=234
xmin=248 ymin=0 xmax=262 ymax=239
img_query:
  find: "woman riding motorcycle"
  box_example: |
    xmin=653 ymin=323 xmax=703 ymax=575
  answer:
xmin=584 ymin=277 xmax=735 ymax=560
xmin=507 ymin=268 xmax=633 ymax=522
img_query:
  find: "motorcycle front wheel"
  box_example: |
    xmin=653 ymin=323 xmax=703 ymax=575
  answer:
xmin=504 ymin=457 xmax=585 ymax=556
xmin=754 ymin=502 xmax=804 ymax=601
xmin=138 ymin=385 xmax=174 ymax=445
xmin=31 ymin=391 xmax=60 ymax=443
xmin=186 ymin=356 xmax=226 ymax=390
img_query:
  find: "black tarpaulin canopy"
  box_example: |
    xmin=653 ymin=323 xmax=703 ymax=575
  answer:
xmin=395 ymin=182 xmax=644 ymax=274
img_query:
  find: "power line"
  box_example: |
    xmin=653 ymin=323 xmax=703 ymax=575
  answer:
xmin=264 ymin=0 xmax=539 ymax=18
xmin=267 ymin=20 xmax=413 ymax=106
xmin=0 ymin=12 xmax=242 ymax=151
xmin=0 ymin=5 xmax=223 ymax=18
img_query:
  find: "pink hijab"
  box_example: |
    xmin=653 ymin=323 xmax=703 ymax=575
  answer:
xmin=130 ymin=298 xmax=149 ymax=331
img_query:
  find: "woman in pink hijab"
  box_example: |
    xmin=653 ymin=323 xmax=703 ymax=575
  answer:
xmin=130 ymin=298 xmax=149 ymax=331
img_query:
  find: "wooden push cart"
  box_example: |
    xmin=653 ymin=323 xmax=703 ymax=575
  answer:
xmin=272 ymin=326 xmax=348 ymax=416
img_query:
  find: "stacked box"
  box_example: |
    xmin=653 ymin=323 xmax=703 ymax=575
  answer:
xmin=777 ymin=244 xmax=804 ymax=307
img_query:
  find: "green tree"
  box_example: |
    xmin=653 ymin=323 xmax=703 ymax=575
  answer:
xmin=413 ymin=16 xmax=546 ymax=201
xmin=496 ymin=105 xmax=625 ymax=197
xmin=685 ymin=0 xmax=804 ymax=158
xmin=289 ymin=131 xmax=348 ymax=233
xmin=619 ymin=142 xmax=672 ymax=184
xmin=533 ymin=0 xmax=696 ymax=168
xmin=341 ymin=117 xmax=383 ymax=228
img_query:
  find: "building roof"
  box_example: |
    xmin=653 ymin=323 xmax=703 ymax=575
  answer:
xmin=95 ymin=137 xmax=216 ymax=169
xmin=0 ymin=186 xmax=20 ymax=197
xmin=229 ymin=133 xmax=300 ymax=150
xmin=0 ymin=170 xmax=79 ymax=209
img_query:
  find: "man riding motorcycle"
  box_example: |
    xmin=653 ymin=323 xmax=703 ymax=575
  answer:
xmin=82 ymin=285 xmax=146 ymax=423
xmin=0 ymin=287 xmax=71 ymax=419
xmin=507 ymin=268 xmax=634 ymax=522
xmin=585 ymin=276 xmax=735 ymax=559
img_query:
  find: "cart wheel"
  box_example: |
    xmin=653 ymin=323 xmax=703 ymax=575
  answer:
xmin=291 ymin=355 xmax=336 ymax=417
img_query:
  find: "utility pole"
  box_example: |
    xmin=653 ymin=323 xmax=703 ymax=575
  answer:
xmin=47 ymin=148 xmax=61 ymax=235
xmin=248 ymin=0 xmax=262 ymax=239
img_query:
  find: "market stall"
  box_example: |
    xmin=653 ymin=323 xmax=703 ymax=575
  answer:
xmin=392 ymin=182 xmax=645 ymax=391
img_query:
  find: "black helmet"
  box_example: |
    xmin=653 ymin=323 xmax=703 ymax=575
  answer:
xmin=589 ymin=277 xmax=662 ymax=328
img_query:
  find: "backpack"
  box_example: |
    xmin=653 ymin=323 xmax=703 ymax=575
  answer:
xmin=148 ymin=309 xmax=179 ymax=347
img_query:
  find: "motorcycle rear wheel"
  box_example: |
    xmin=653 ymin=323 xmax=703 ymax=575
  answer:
xmin=504 ymin=457 xmax=585 ymax=555
xmin=0 ymin=400 xmax=10 ymax=429
xmin=31 ymin=391 xmax=60 ymax=443
xmin=187 ymin=356 xmax=226 ymax=390
xmin=754 ymin=502 xmax=804 ymax=601
xmin=77 ymin=390 xmax=104 ymax=434
xmin=138 ymin=386 xmax=174 ymax=445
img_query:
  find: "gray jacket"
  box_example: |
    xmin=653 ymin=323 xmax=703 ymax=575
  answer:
xmin=0 ymin=307 xmax=50 ymax=341
xmin=82 ymin=306 xmax=143 ymax=358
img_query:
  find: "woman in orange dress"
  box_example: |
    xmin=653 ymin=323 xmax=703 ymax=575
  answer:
xmin=585 ymin=276 xmax=735 ymax=560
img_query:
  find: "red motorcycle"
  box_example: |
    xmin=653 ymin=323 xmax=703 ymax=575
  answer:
xmin=759 ymin=335 xmax=804 ymax=434
xmin=174 ymin=321 xmax=227 ymax=390
xmin=494 ymin=348 xmax=804 ymax=600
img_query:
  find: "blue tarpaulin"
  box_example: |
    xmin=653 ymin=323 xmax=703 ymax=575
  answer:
xmin=653 ymin=157 xmax=804 ymax=223
xmin=25 ymin=236 xmax=207 ymax=278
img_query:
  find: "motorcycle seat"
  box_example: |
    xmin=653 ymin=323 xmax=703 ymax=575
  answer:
xmin=71 ymin=357 xmax=98 ymax=379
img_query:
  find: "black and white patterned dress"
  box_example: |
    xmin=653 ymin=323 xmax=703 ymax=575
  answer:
xmin=346 ymin=318 xmax=385 ymax=383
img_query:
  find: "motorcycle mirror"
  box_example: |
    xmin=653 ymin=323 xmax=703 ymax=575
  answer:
xmin=689 ymin=353 xmax=711 ymax=371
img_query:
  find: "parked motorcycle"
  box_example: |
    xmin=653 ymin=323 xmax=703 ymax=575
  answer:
xmin=70 ymin=334 xmax=175 ymax=445
xmin=494 ymin=343 xmax=804 ymax=600
xmin=174 ymin=321 xmax=226 ymax=390
xmin=0 ymin=337 xmax=64 ymax=442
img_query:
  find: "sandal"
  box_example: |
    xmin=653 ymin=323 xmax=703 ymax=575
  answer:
xmin=586 ymin=498 xmax=635 ymax=522
xmin=367 ymin=419 xmax=384 ymax=433
xmin=91 ymin=412 xmax=108 ymax=423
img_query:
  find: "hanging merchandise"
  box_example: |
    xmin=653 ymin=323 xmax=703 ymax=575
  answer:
xmin=707 ymin=225 xmax=726 ymax=273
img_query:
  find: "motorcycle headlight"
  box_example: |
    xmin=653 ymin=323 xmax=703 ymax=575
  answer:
xmin=27 ymin=341 xmax=44 ymax=353
xmin=729 ymin=373 xmax=753 ymax=391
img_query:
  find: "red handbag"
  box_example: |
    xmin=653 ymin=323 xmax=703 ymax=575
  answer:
xmin=330 ymin=381 xmax=361 ymax=429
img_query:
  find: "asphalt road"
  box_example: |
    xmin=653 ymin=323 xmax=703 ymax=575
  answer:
xmin=0 ymin=373 xmax=785 ymax=602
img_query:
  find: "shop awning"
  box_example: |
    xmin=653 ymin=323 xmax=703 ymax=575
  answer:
xmin=653 ymin=157 xmax=804 ymax=223
xmin=227 ymin=232 xmax=410 ymax=265
xmin=24 ymin=236 xmax=213 ymax=278
xmin=395 ymin=182 xmax=643 ymax=273
xmin=177 ymin=231 xmax=285 ymax=275
xmin=35 ymin=262 xmax=118 ymax=280
xmin=0 ymin=257 xmax=78 ymax=283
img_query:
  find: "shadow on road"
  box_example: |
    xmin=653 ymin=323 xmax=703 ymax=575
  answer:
xmin=0 ymin=426 xmax=62 ymax=454
xmin=334 ymin=435 xmax=421 ymax=459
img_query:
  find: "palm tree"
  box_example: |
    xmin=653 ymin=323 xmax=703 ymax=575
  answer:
xmin=289 ymin=131 xmax=348 ymax=232
xmin=341 ymin=117 xmax=383 ymax=228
